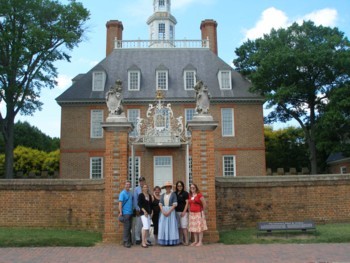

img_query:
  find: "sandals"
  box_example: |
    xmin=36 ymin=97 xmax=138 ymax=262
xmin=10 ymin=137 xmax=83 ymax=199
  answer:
xmin=141 ymin=244 xmax=148 ymax=248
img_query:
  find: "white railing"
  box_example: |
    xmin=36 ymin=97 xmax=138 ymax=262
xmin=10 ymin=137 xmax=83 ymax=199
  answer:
xmin=114 ymin=38 xmax=210 ymax=49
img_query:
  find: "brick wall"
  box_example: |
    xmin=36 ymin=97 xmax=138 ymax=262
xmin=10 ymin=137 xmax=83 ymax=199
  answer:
xmin=216 ymin=174 xmax=350 ymax=230
xmin=60 ymin=102 xmax=265 ymax=179
xmin=0 ymin=179 xmax=104 ymax=231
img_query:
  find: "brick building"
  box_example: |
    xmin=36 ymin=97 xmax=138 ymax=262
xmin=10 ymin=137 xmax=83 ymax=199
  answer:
xmin=56 ymin=0 xmax=266 ymax=188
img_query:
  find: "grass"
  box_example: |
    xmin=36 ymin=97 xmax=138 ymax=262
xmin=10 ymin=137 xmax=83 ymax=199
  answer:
xmin=219 ymin=223 xmax=350 ymax=245
xmin=0 ymin=228 xmax=102 ymax=247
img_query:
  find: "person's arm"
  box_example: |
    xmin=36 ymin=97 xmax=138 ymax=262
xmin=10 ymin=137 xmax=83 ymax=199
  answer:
xmin=118 ymin=192 xmax=124 ymax=216
xmin=200 ymin=194 xmax=207 ymax=210
xmin=165 ymin=193 xmax=177 ymax=216
xmin=182 ymin=199 xmax=189 ymax=217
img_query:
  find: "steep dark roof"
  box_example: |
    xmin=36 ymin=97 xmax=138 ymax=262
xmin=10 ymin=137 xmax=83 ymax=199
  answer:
xmin=56 ymin=48 xmax=263 ymax=104
xmin=326 ymin=152 xmax=350 ymax=163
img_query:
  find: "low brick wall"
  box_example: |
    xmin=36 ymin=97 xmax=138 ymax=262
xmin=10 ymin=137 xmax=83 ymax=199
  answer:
xmin=0 ymin=179 xmax=104 ymax=231
xmin=216 ymin=174 xmax=350 ymax=230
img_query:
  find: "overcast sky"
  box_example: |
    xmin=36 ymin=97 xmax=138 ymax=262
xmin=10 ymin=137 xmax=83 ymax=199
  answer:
xmin=7 ymin=0 xmax=350 ymax=138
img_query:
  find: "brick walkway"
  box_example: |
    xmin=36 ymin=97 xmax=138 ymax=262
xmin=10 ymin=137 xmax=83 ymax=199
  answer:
xmin=0 ymin=243 xmax=350 ymax=263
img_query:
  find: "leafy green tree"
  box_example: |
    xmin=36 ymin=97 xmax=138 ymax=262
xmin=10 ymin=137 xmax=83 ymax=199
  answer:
xmin=0 ymin=121 xmax=59 ymax=153
xmin=42 ymin=149 xmax=59 ymax=173
xmin=0 ymin=0 xmax=89 ymax=178
xmin=13 ymin=146 xmax=46 ymax=175
xmin=265 ymin=126 xmax=309 ymax=172
xmin=234 ymin=21 xmax=350 ymax=174
xmin=317 ymin=84 xmax=350 ymax=157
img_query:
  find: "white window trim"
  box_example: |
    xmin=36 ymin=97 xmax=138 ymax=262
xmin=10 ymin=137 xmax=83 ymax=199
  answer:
xmin=184 ymin=70 xmax=196 ymax=90
xmin=90 ymin=110 xmax=104 ymax=139
xmin=92 ymin=71 xmax=106 ymax=91
xmin=127 ymin=109 xmax=140 ymax=137
xmin=156 ymin=70 xmax=168 ymax=90
xmin=90 ymin=157 xmax=104 ymax=179
xmin=221 ymin=108 xmax=235 ymax=137
xmin=218 ymin=70 xmax=232 ymax=90
xmin=128 ymin=70 xmax=141 ymax=91
xmin=223 ymin=155 xmax=236 ymax=177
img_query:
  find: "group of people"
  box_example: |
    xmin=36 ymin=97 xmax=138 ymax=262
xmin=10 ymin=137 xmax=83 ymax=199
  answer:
xmin=118 ymin=176 xmax=207 ymax=248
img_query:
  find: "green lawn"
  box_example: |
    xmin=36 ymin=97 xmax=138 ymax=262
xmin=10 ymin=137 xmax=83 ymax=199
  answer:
xmin=0 ymin=228 xmax=102 ymax=247
xmin=220 ymin=223 xmax=350 ymax=244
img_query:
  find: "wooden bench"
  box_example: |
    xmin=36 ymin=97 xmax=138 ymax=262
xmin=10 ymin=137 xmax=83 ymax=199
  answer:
xmin=257 ymin=221 xmax=316 ymax=237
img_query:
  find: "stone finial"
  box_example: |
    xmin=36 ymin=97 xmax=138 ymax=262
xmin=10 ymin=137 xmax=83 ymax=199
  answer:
xmin=193 ymin=80 xmax=213 ymax=121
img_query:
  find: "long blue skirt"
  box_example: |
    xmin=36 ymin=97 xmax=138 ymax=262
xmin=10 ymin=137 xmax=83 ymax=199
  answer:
xmin=158 ymin=206 xmax=180 ymax=246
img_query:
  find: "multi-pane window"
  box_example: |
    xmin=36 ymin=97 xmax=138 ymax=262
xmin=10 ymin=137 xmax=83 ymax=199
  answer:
xmin=91 ymin=110 xmax=104 ymax=138
xmin=156 ymin=70 xmax=168 ymax=90
xmin=221 ymin=108 xmax=234 ymax=136
xmin=223 ymin=155 xmax=235 ymax=177
xmin=158 ymin=23 xmax=165 ymax=40
xmin=128 ymin=71 xmax=140 ymax=91
xmin=185 ymin=108 xmax=195 ymax=137
xmin=155 ymin=156 xmax=171 ymax=166
xmin=155 ymin=108 xmax=170 ymax=130
xmin=184 ymin=71 xmax=196 ymax=90
xmin=90 ymin=157 xmax=103 ymax=179
xmin=159 ymin=0 xmax=165 ymax=6
xmin=218 ymin=70 xmax=232 ymax=90
xmin=128 ymin=156 xmax=140 ymax=187
xmin=92 ymin=72 xmax=105 ymax=91
xmin=341 ymin=166 xmax=347 ymax=174
xmin=127 ymin=109 xmax=140 ymax=137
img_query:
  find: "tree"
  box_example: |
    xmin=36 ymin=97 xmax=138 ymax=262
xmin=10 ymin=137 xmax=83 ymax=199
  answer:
xmin=265 ymin=126 xmax=309 ymax=172
xmin=0 ymin=121 xmax=60 ymax=153
xmin=317 ymin=84 xmax=350 ymax=157
xmin=0 ymin=0 xmax=89 ymax=178
xmin=234 ymin=21 xmax=350 ymax=174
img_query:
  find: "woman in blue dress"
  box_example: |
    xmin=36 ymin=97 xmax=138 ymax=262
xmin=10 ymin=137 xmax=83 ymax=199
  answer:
xmin=158 ymin=181 xmax=180 ymax=246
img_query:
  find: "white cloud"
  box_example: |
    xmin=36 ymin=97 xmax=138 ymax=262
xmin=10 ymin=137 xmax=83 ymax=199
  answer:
xmin=243 ymin=7 xmax=338 ymax=41
xmin=56 ymin=75 xmax=72 ymax=90
xmin=299 ymin=8 xmax=338 ymax=27
xmin=243 ymin=7 xmax=289 ymax=41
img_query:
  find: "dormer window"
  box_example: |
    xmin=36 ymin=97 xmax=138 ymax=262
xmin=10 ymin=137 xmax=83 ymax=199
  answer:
xmin=159 ymin=0 xmax=165 ymax=7
xmin=92 ymin=71 xmax=106 ymax=91
xmin=156 ymin=70 xmax=168 ymax=90
xmin=218 ymin=70 xmax=232 ymax=90
xmin=184 ymin=70 xmax=196 ymax=90
xmin=128 ymin=70 xmax=141 ymax=91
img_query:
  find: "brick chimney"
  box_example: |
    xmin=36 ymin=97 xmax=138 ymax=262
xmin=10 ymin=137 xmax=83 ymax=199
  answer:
xmin=106 ymin=20 xmax=123 ymax=56
xmin=200 ymin=19 xmax=218 ymax=55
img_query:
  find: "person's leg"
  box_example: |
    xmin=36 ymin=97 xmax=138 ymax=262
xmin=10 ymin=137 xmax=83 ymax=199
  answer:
xmin=126 ymin=215 xmax=132 ymax=246
xmin=191 ymin=233 xmax=198 ymax=246
xmin=122 ymin=215 xmax=131 ymax=248
xmin=135 ymin=216 xmax=142 ymax=244
xmin=182 ymin=228 xmax=189 ymax=245
xmin=196 ymin=231 xmax=203 ymax=246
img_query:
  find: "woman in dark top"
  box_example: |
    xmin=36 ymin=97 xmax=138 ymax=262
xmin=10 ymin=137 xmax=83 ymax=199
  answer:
xmin=138 ymin=184 xmax=153 ymax=248
xmin=151 ymin=186 xmax=161 ymax=245
xmin=175 ymin=180 xmax=189 ymax=245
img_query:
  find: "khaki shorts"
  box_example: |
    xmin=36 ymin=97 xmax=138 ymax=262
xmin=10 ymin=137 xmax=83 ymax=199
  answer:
xmin=176 ymin=212 xmax=189 ymax=228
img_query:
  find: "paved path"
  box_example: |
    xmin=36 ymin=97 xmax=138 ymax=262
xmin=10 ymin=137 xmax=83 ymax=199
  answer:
xmin=0 ymin=243 xmax=349 ymax=263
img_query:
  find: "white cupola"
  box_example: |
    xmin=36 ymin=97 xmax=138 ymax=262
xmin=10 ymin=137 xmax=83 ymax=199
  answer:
xmin=147 ymin=0 xmax=177 ymax=46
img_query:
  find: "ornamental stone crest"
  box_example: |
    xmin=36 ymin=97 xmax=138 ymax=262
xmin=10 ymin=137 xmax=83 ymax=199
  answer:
xmin=105 ymin=80 xmax=126 ymax=122
xmin=133 ymin=91 xmax=186 ymax=147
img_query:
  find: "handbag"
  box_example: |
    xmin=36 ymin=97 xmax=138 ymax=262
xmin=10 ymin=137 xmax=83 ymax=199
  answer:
xmin=119 ymin=192 xmax=131 ymax=223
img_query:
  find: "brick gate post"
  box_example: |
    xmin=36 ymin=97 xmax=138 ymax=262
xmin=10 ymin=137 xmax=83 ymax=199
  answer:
xmin=102 ymin=121 xmax=133 ymax=243
xmin=187 ymin=117 xmax=219 ymax=243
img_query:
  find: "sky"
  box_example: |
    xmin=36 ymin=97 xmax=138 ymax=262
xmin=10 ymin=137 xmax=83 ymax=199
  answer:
xmin=10 ymin=0 xmax=350 ymax=138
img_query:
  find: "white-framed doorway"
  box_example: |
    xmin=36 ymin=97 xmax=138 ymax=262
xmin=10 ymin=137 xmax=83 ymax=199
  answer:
xmin=154 ymin=156 xmax=173 ymax=189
